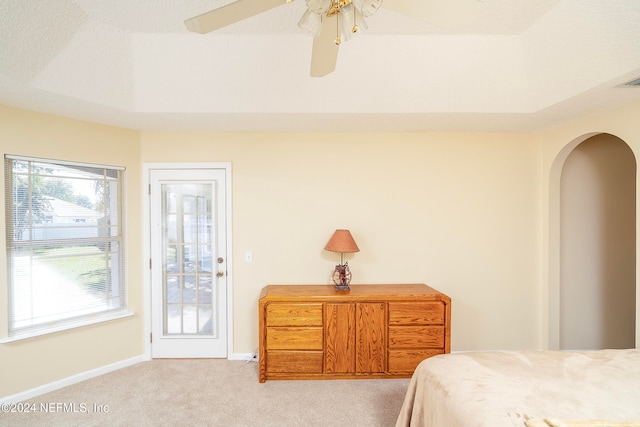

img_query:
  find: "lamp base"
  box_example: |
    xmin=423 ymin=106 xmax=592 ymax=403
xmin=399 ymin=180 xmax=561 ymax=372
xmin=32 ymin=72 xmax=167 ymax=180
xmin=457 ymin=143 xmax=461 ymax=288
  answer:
xmin=332 ymin=263 xmax=352 ymax=290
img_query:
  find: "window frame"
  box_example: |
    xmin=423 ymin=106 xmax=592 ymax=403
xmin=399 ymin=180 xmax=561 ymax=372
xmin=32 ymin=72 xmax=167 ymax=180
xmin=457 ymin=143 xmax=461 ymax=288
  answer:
xmin=1 ymin=155 xmax=131 ymax=343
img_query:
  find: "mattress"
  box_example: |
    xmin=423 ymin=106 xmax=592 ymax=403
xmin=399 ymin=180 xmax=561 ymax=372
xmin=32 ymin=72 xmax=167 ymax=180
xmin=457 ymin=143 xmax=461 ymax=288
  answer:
xmin=395 ymin=349 xmax=640 ymax=427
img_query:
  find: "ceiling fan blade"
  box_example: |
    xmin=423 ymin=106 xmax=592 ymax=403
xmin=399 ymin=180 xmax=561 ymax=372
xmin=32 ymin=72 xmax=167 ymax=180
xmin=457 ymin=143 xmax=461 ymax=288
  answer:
xmin=310 ymin=15 xmax=339 ymax=77
xmin=184 ymin=0 xmax=287 ymax=34
xmin=382 ymin=0 xmax=482 ymax=29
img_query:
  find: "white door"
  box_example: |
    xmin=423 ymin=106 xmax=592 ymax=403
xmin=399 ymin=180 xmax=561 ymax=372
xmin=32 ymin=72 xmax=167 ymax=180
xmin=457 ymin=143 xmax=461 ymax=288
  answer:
xmin=150 ymin=168 xmax=228 ymax=358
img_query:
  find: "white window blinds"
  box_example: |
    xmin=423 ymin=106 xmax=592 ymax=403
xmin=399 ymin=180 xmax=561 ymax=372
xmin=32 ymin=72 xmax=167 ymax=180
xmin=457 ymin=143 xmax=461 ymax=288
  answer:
xmin=4 ymin=155 xmax=126 ymax=336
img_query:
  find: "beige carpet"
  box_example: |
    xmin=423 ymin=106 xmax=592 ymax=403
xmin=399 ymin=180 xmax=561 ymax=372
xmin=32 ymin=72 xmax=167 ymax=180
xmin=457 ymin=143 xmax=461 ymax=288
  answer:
xmin=0 ymin=359 xmax=410 ymax=427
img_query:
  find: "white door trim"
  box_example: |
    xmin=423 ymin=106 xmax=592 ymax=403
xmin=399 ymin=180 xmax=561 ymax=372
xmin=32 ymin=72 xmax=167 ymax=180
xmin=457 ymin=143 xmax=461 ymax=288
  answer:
xmin=142 ymin=162 xmax=233 ymax=360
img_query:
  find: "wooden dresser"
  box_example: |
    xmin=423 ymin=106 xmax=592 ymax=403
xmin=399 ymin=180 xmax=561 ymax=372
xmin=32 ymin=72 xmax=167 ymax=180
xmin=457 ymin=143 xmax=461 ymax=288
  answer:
xmin=258 ymin=284 xmax=451 ymax=382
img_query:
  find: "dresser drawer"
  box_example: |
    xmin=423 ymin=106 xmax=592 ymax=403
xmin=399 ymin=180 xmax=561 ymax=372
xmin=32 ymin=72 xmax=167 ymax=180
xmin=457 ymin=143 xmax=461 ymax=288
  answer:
xmin=266 ymin=350 xmax=323 ymax=374
xmin=388 ymin=349 xmax=444 ymax=373
xmin=266 ymin=327 xmax=323 ymax=350
xmin=388 ymin=302 xmax=445 ymax=325
xmin=388 ymin=326 xmax=445 ymax=348
xmin=266 ymin=303 xmax=323 ymax=327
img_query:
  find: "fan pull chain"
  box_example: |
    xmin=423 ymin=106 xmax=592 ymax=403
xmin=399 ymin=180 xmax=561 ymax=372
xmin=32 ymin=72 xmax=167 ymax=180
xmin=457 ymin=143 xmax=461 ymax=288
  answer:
xmin=353 ymin=8 xmax=359 ymax=33
xmin=335 ymin=7 xmax=341 ymax=45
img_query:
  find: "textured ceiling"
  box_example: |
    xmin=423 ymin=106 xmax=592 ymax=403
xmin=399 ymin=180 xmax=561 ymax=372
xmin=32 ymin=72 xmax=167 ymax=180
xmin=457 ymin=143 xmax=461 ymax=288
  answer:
xmin=1 ymin=0 xmax=640 ymax=132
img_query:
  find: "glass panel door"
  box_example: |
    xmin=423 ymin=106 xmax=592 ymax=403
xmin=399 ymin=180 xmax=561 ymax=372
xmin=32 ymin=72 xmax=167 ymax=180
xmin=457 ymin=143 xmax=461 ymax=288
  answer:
xmin=150 ymin=168 xmax=227 ymax=358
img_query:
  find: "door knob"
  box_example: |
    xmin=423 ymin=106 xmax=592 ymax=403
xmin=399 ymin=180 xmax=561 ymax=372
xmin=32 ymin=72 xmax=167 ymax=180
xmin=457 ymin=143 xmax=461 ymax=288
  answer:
xmin=216 ymin=271 xmax=225 ymax=277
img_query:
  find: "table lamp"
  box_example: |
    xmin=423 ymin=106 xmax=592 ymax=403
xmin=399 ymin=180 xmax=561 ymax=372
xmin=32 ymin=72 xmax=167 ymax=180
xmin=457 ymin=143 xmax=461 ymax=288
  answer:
xmin=324 ymin=229 xmax=360 ymax=290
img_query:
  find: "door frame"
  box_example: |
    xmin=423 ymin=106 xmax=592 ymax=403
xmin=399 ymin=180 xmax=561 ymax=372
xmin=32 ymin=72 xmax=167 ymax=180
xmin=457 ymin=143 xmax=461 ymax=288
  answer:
xmin=142 ymin=162 xmax=233 ymax=360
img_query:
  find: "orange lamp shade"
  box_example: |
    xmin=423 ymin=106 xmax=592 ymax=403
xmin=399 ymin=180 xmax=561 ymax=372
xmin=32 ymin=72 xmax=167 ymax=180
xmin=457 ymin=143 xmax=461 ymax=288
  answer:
xmin=324 ymin=229 xmax=360 ymax=254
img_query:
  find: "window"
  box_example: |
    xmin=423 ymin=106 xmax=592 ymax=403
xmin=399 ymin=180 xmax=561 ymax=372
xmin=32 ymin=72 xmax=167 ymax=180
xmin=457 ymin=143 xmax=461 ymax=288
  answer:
xmin=4 ymin=155 xmax=127 ymax=338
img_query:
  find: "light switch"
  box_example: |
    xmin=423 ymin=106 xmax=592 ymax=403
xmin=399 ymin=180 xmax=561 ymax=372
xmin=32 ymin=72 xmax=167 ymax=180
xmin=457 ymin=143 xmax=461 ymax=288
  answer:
xmin=245 ymin=252 xmax=253 ymax=263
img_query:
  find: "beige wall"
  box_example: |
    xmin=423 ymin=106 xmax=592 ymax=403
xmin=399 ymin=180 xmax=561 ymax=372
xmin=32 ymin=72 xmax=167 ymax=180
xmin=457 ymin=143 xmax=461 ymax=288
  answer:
xmin=140 ymin=132 xmax=542 ymax=354
xmin=0 ymin=105 xmax=144 ymax=398
xmin=2 ymin=99 xmax=640 ymax=399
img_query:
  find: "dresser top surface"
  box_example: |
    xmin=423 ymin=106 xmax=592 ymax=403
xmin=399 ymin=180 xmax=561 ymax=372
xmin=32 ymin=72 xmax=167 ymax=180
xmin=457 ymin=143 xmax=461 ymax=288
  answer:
xmin=259 ymin=284 xmax=450 ymax=302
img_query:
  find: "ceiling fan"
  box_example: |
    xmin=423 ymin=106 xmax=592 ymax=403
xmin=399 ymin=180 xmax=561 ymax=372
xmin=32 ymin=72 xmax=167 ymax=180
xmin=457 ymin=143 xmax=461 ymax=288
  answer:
xmin=184 ymin=0 xmax=482 ymax=77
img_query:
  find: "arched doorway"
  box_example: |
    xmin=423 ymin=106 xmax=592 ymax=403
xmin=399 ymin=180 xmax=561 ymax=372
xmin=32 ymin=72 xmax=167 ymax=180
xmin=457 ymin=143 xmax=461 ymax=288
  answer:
xmin=558 ymin=133 xmax=636 ymax=349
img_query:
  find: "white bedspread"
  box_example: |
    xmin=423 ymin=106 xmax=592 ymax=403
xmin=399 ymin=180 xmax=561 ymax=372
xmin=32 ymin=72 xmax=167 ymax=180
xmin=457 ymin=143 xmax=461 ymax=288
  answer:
xmin=395 ymin=349 xmax=640 ymax=427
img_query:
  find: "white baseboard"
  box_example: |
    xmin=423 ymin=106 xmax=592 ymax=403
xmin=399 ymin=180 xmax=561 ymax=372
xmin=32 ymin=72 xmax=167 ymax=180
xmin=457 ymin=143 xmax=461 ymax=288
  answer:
xmin=1 ymin=355 xmax=145 ymax=404
xmin=229 ymin=352 xmax=256 ymax=361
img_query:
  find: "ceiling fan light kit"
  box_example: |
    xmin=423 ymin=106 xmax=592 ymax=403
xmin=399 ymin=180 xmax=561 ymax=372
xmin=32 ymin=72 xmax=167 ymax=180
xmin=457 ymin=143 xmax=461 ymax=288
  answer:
xmin=300 ymin=1 xmax=372 ymax=45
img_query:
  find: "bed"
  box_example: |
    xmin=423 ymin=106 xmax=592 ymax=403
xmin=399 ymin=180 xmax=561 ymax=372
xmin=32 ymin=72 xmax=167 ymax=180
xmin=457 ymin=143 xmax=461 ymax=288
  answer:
xmin=395 ymin=349 xmax=640 ymax=427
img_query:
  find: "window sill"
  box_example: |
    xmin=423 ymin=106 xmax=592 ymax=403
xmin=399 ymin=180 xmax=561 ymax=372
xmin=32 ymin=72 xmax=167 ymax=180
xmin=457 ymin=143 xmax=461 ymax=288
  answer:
xmin=0 ymin=310 xmax=134 ymax=344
